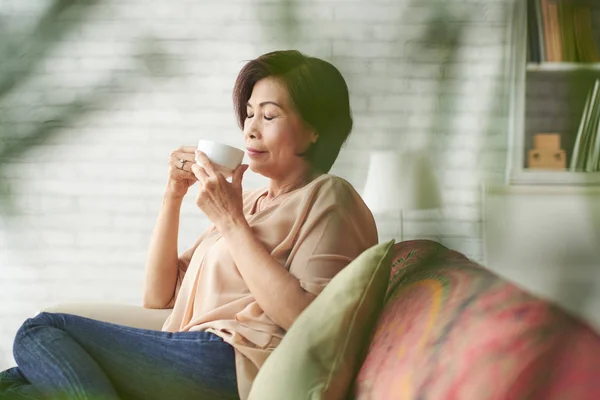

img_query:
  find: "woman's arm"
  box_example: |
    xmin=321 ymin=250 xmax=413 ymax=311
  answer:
xmin=143 ymin=146 xmax=199 ymax=309
xmin=143 ymin=194 xmax=185 ymax=309
xmin=190 ymin=154 xmax=312 ymax=325
xmin=190 ymin=155 xmax=312 ymax=328
xmin=219 ymin=199 xmax=376 ymax=331
xmin=220 ymin=219 xmax=315 ymax=331
xmin=190 ymin=153 xmax=376 ymax=329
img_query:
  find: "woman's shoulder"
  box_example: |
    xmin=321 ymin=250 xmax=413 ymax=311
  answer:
xmin=311 ymin=174 xmax=360 ymax=196
xmin=305 ymin=174 xmax=369 ymax=211
xmin=303 ymin=174 xmax=377 ymax=240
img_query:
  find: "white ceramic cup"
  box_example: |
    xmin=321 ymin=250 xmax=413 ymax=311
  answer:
xmin=196 ymin=139 xmax=245 ymax=177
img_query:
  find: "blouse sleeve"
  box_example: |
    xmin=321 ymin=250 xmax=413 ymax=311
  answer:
xmin=287 ymin=182 xmax=378 ymax=295
xmin=164 ymin=224 xmax=215 ymax=308
xmin=164 ymin=189 xmax=256 ymax=308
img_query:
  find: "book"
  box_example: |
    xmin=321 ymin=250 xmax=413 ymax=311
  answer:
xmin=529 ymin=1 xmax=600 ymax=63
xmin=528 ymin=0 xmax=542 ymax=62
xmin=558 ymin=0 xmax=577 ymax=62
xmin=573 ymin=5 xmax=600 ymax=63
xmin=534 ymin=0 xmax=546 ymax=61
xmin=570 ymin=79 xmax=600 ymax=171
xmin=589 ymin=108 xmax=600 ymax=171
xmin=546 ymin=0 xmax=563 ymax=61
xmin=541 ymin=0 xmax=555 ymax=61
xmin=584 ymin=81 xmax=600 ymax=171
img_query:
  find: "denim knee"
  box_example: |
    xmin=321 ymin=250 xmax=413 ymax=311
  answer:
xmin=13 ymin=312 xmax=60 ymax=361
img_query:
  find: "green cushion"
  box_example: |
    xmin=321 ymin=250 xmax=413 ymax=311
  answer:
xmin=249 ymin=240 xmax=395 ymax=400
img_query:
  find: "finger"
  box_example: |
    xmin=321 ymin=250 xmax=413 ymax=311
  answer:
xmin=171 ymin=146 xmax=198 ymax=160
xmin=171 ymin=153 xmax=196 ymax=163
xmin=169 ymin=163 xmax=198 ymax=180
xmin=170 ymin=147 xmax=197 ymax=166
xmin=169 ymin=157 xmax=194 ymax=173
xmin=232 ymin=164 xmax=248 ymax=190
xmin=195 ymin=151 xmax=219 ymax=176
xmin=175 ymin=145 xmax=198 ymax=154
xmin=191 ymin=163 xmax=209 ymax=181
xmin=170 ymin=152 xmax=196 ymax=166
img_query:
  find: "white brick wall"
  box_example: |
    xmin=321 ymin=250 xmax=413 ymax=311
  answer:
xmin=0 ymin=0 xmax=513 ymax=369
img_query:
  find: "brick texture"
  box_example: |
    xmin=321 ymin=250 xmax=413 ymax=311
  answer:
xmin=0 ymin=0 xmax=513 ymax=369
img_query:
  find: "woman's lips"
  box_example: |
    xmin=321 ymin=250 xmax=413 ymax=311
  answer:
xmin=247 ymin=148 xmax=266 ymax=157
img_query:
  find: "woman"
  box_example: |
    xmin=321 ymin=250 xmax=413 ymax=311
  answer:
xmin=0 ymin=50 xmax=378 ymax=400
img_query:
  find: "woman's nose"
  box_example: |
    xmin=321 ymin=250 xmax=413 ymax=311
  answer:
xmin=245 ymin=118 xmax=260 ymax=139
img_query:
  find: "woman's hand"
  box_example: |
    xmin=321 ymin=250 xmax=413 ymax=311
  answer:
xmin=191 ymin=151 xmax=249 ymax=232
xmin=166 ymin=146 xmax=198 ymax=198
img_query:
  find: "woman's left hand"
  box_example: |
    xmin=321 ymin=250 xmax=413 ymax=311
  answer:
xmin=191 ymin=151 xmax=249 ymax=232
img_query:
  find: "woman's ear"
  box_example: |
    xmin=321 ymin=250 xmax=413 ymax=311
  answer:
xmin=310 ymin=131 xmax=319 ymax=144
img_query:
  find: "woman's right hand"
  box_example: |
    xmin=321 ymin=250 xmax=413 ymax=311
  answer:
xmin=166 ymin=146 xmax=198 ymax=198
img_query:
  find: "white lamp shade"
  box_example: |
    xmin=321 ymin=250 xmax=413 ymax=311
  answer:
xmin=362 ymin=150 xmax=441 ymax=213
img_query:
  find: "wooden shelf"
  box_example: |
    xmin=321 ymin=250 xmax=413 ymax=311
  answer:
xmin=508 ymin=2 xmax=600 ymax=186
xmin=486 ymin=183 xmax=600 ymax=196
xmin=527 ymin=63 xmax=600 ymax=72
xmin=510 ymin=169 xmax=600 ymax=185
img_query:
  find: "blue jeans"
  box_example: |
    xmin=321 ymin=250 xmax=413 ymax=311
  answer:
xmin=0 ymin=312 xmax=239 ymax=400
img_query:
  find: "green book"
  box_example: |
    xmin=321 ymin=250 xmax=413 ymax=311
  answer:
xmin=558 ymin=0 xmax=577 ymax=61
xmin=571 ymin=80 xmax=599 ymax=171
xmin=585 ymin=81 xmax=600 ymax=171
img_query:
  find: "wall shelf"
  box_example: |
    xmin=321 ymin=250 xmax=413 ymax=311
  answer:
xmin=527 ymin=63 xmax=600 ymax=72
xmin=509 ymin=170 xmax=600 ymax=186
xmin=507 ymin=1 xmax=600 ymax=186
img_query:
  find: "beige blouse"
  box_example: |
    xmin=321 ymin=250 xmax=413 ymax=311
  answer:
xmin=161 ymin=174 xmax=378 ymax=399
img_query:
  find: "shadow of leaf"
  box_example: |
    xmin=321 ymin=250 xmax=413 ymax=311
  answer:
xmin=0 ymin=0 xmax=103 ymax=97
xmin=0 ymin=21 xmax=174 ymax=214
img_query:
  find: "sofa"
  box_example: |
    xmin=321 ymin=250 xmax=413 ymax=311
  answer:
xmin=42 ymin=240 xmax=600 ymax=399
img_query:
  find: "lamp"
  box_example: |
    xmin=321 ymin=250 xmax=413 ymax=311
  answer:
xmin=362 ymin=150 xmax=441 ymax=241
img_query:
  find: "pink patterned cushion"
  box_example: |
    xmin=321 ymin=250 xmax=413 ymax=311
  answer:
xmin=353 ymin=240 xmax=600 ymax=400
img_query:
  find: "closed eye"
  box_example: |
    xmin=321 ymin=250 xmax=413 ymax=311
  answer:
xmin=246 ymin=114 xmax=276 ymax=120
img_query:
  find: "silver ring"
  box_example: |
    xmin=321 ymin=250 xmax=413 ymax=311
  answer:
xmin=179 ymin=159 xmax=185 ymax=170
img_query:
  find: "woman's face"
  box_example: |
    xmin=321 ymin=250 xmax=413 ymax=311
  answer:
xmin=244 ymin=76 xmax=317 ymax=179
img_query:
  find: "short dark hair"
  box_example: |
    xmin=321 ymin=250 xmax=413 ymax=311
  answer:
xmin=233 ymin=50 xmax=353 ymax=173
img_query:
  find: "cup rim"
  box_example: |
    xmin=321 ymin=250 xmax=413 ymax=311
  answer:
xmin=197 ymin=139 xmax=244 ymax=154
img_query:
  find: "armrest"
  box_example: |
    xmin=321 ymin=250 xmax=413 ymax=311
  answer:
xmin=38 ymin=302 xmax=172 ymax=331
